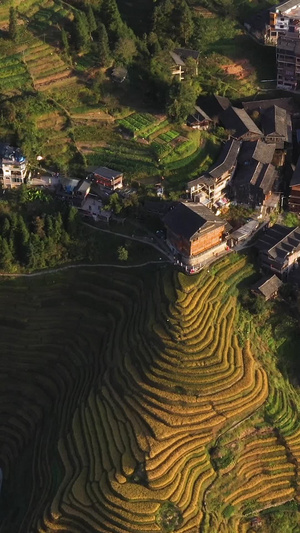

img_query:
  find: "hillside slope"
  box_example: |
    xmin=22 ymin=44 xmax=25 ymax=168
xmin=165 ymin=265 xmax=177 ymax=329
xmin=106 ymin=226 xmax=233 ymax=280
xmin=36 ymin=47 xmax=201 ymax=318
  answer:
xmin=0 ymin=258 xmax=299 ymax=532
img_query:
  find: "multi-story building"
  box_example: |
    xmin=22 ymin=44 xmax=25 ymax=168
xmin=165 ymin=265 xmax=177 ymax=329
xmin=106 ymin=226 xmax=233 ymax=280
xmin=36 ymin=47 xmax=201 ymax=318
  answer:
xmin=256 ymin=223 xmax=300 ymax=278
xmin=265 ymin=0 xmax=300 ymax=45
xmin=276 ymin=32 xmax=300 ymax=90
xmin=92 ymin=166 xmax=123 ymax=190
xmin=0 ymin=144 xmax=30 ymax=189
xmin=187 ymin=138 xmax=241 ymax=209
xmin=163 ymin=202 xmax=227 ymax=271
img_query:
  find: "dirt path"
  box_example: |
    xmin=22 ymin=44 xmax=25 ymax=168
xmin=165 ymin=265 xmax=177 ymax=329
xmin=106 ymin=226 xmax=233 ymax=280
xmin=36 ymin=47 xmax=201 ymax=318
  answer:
xmin=0 ymin=260 xmax=170 ymax=279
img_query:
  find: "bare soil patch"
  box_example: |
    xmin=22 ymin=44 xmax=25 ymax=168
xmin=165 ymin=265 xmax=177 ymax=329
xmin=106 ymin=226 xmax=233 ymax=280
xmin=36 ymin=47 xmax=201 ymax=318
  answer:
xmin=220 ymin=59 xmax=256 ymax=80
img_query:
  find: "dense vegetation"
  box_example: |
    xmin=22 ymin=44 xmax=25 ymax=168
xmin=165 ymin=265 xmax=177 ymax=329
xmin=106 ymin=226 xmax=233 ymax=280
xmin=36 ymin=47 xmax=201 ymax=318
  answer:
xmin=0 ymin=0 xmax=276 ymax=189
xmin=0 ymin=256 xmax=300 ymax=532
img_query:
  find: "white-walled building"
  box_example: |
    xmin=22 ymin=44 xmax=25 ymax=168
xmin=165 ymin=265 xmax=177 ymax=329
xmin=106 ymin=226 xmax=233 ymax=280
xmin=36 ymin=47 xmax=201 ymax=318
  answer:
xmin=0 ymin=145 xmax=30 ymax=188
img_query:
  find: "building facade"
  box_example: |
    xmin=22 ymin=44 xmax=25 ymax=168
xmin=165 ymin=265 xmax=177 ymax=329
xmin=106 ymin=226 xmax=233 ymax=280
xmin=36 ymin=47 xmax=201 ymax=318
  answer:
xmin=164 ymin=202 xmax=227 ymax=271
xmin=92 ymin=167 xmax=123 ymax=190
xmin=0 ymin=145 xmax=30 ymax=189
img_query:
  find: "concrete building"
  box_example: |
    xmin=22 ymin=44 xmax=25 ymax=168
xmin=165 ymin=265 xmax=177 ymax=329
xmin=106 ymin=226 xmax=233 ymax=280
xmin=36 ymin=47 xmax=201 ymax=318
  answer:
xmin=276 ymin=32 xmax=300 ymax=90
xmin=0 ymin=144 xmax=30 ymax=189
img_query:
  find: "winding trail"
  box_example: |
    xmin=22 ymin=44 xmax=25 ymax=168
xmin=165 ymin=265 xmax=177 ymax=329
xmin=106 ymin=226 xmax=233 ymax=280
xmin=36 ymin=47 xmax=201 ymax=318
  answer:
xmin=0 ymin=260 xmax=170 ymax=278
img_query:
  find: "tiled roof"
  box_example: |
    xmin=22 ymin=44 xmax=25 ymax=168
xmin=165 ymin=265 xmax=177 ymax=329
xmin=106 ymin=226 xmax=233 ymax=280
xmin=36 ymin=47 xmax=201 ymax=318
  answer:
xmin=93 ymin=167 xmax=123 ymax=180
xmin=242 ymin=97 xmax=297 ymax=114
xmin=174 ymin=48 xmax=200 ymax=61
xmin=290 ymin=155 xmax=300 ymax=187
xmin=238 ymin=140 xmax=275 ymax=165
xmin=188 ymin=139 xmax=240 ymax=190
xmin=164 ymin=202 xmax=225 ymax=240
xmin=221 ymin=106 xmax=263 ymax=139
xmin=261 ymin=105 xmax=288 ymax=139
xmin=252 ymin=274 xmax=283 ymax=298
xmin=256 ymin=224 xmax=300 ymax=264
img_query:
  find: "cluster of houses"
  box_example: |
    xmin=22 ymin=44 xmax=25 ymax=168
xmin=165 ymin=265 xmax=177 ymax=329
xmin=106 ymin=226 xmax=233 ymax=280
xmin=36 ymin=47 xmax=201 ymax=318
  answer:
xmin=186 ymin=94 xmax=294 ymax=215
xmin=1 ymin=89 xmax=300 ymax=287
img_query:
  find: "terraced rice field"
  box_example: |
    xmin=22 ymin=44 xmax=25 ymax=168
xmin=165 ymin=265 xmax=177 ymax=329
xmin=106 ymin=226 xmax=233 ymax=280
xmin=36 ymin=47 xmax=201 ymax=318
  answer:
xmin=0 ymin=258 xmax=299 ymax=532
xmin=22 ymin=39 xmax=74 ymax=91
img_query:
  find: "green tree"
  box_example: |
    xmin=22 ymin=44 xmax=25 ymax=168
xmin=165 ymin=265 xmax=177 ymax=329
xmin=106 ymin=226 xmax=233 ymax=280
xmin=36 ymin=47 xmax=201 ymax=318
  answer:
xmin=67 ymin=206 xmax=80 ymax=236
xmin=117 ymin=245 xmax=128 ymax=261
xmin=14 ymin=215 xmax=30 ymax=265
xmin=166 ymin=78 xmax=198 ymax=122
xmin=74 ymin=11 xmax=90 ymax=51
xmin=87 ymin=5 xmax=97 ymax=33
xmin=101 ymin=0 xmax=124 ymax=43
xmin=53 ymin=212 xmax=64 ymax=243
xmin=1 ymin=217 xmax=11 ymax=239
xmin=1 ymin=100 xmax=16 ymax=123
xmin=114 ymin=36 xmax=136 ymax=65
xmin=153 ymin=0 xmax=193 ymax=46
xmin=61 ymin=28 xmax=70 ymax=55
xmin=97 ymin=23 xmax=111 ymax=66
xmin=8 ymin=7 xmax=18 ymax=41
xmin=0 ymin=237 xmax=14 ymax=271
xmin=283 ymin=212 xmax=299 ymax=227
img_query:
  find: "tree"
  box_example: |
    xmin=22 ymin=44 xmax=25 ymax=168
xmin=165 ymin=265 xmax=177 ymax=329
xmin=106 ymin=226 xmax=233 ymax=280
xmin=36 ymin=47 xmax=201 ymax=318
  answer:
xmin=166 ymin=78 xmax=198 ymax=122
xmin=101 ymin=0 xmax=124 ymax=44
xmin=97 ymin=23 xmax=111 ymax=66
xmin=10 ymin=215 xmax=30 ymax=266
xmin=0 ymin=237 xmax=14 ymax=271
xmin=153 ymin=0 xmax=193 ymax=46
xmin=114 ymin=36 xmax=136 ymax=65
xmin=61 ymin=28 xmax=70 ymax=55
xmin=1 ymin=100 xmax=16 ymax=123
xmin=8 ymin=7 xmax=18 ymax=41
xmin=117 ymin=245 xmax=128 ymax=261
xmin=87 ymin=5 xmax=97 ymax=34
xmin=74 ymin=11 xmax=90 ymax=51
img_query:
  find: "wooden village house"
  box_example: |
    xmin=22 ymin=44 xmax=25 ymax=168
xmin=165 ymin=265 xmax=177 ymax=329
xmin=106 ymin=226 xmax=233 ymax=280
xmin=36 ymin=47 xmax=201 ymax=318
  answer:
xmin=163 ymin=202 xmax=227 ymax=271
xmin=187 ymin=139 xmax=241 ymax=209
xmin=251 ymin=274 xmax=283 ymax=300
xmin=256 ymin=223 xmax=300 ymax=278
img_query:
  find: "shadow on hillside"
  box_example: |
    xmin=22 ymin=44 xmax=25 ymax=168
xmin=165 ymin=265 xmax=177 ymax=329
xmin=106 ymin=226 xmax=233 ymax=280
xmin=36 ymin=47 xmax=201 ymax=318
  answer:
xmin=25 ymin=8 xmax=68 ymax=47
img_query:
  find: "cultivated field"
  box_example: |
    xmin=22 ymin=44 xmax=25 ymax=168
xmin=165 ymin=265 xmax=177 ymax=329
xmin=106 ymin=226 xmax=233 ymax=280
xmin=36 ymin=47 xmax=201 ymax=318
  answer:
xmin=0 ymin=257 xmax=299 ymax=532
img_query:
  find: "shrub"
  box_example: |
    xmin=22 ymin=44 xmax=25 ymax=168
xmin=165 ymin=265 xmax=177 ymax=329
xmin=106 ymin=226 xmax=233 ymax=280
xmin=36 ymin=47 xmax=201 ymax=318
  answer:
xmin=156 ymin=502 xmax=183 ymax=532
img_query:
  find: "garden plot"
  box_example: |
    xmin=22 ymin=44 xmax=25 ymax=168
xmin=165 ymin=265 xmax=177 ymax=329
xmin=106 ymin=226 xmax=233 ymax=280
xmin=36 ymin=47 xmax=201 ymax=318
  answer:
xmin=0 ymin=53 xmax=32 ymax=93
xmin=118 ymin=112 xmax=161 ymax=137
xmin=22 ymin=39 xmax=75 ymax=90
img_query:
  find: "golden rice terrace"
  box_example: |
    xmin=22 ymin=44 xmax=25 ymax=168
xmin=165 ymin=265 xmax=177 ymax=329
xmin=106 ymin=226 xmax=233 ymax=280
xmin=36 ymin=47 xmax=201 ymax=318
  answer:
xmin=0 ymin=257 xmax=300 ymax=532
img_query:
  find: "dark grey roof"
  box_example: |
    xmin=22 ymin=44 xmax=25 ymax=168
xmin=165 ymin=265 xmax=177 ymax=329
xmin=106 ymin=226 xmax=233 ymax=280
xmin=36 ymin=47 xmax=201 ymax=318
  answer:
xmin=187 ymin=139 xmax=240 ymax=189
xmin=174 ymin=48 xmax=200 ymax=61
xmin=252 ymin=274 xmax=283 ymax=298
xmin=208 ymin=138 xmax=241 ymax=178
xmin=270 ymin=0 xmax=300 ymax=13
xmin=93 ymin=166 xmax=123 ymax=180
xmin=221 ymin=106 xmax=263 ymax=139
xmin=290 ymin=155 xmax=300 ymax=187
xmin=233 ymin=161 xmax=277 ymax=203
xmin=242 ymin=97 xmax=298 ymax=115
xmin=197 ymin=94 xmax=231 ymax=119
xmin=277 ymin=33 xmax=300 ymax=55
xmin=187 ymin=105 xmax=211 ymax=124
xmin=261 ymin=105 xmax=289 ymax=140
xmin=238 ymin=140 xmax=275 ymax=165
xmin=164 ymin=202 xmax=225 ymax=240
xmin=169 ymin=51 xmax=185 ymax=66
xmin=256 ymin=224 xmax=300 ymax=263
